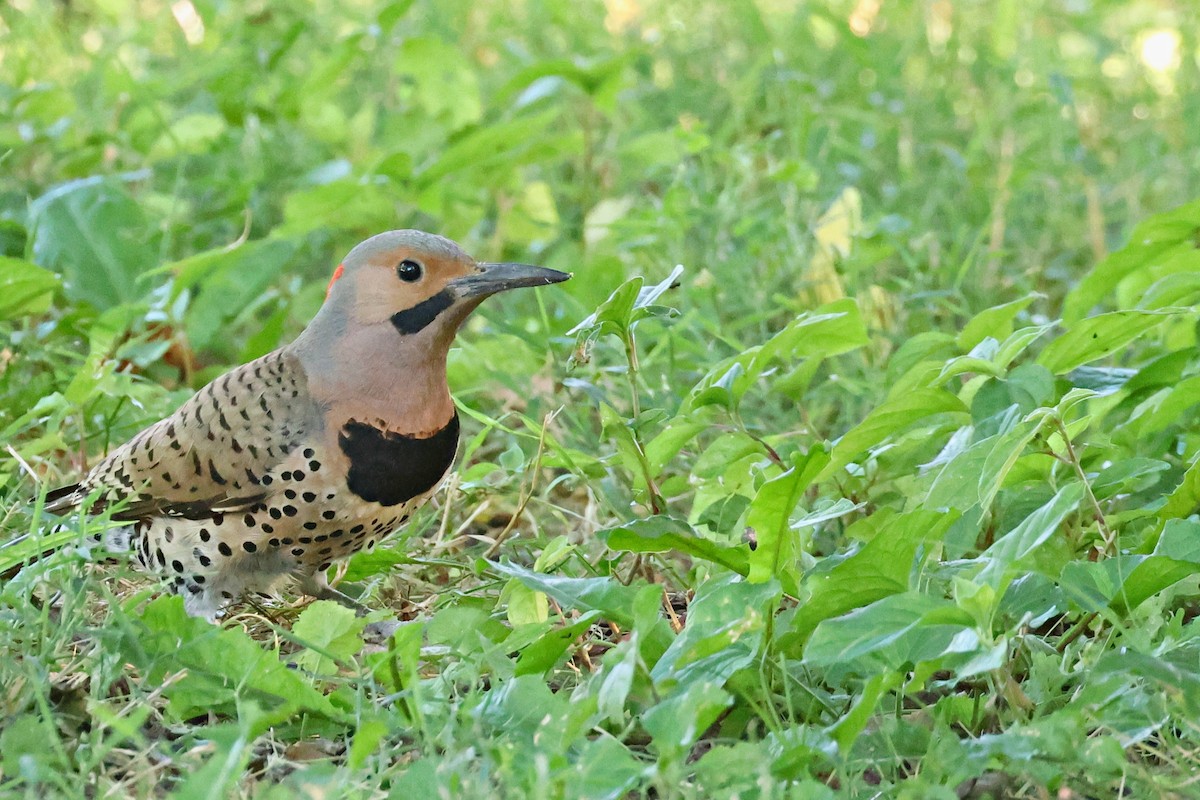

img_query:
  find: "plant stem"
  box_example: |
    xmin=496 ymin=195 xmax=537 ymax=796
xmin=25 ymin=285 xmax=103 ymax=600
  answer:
xmin=623 ymin=328 xmax=665 ymax=514
xmin=1054 ymin=418 xmax=1114 ymax=557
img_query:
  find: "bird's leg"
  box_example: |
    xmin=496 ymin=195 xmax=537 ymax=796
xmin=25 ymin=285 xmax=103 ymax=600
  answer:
xmin=296 ymin=571 xmax=402 ymax=640
xmin=296 ymin=571 xmax=370 ymax=614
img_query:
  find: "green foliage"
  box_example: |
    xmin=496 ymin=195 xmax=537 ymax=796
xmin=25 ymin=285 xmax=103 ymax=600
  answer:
xmin=3 ymin=0 xmax=1200 ymax=797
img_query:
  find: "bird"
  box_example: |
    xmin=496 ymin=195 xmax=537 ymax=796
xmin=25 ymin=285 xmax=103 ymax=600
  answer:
xmin=41 ymin=230 xmax=570 ymax=620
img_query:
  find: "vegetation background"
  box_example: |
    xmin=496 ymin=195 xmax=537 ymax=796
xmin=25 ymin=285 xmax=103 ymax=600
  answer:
xmin=3 ymin=0 xmax=1200 ymax=797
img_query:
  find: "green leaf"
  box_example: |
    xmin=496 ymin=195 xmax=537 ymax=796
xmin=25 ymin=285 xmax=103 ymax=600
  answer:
xmin=503 ymin=578 xmax=549 ymax=625
xmin=1125 ymin=376 xmax=1200 ymax=437
xmin=819 ymin=389 xmax=969 ymax=480
xmin=0 ymin=257 xmax=60 ymax=319
xmin=173 ymin=238 xmax=297 ymax=351
xmin=804 ymin=592 xmax=973 ymax=669
xmin=651 ymin=575 xmax=777 ymax=689
xmin=957 ymin=293 xmax=1039 ymax=351
xmin=1111 ymin=519 xmax=1200 ymax=612
xmin=1158 ymin=456 xmax=1200 ymax=525
xmin=598 ymin=515 xmax=749 ymax=575
xmin=28 ymin=176 xmax=159 ymax=309
xmin=291 ymin=600 xmax=368 ymax=675
xmin=515 ymin=612 xmax=601 ymax=676
xmin=490 ymin=560 xmax=644 ymax=628
xmin=1064 ymin=197 xmax=1200 ymax=322
xmin=746 ymin=448 xmax=829 ymax=585
xmin=395 ymin=37 xmax=483 ymax=130
xmin=280 ymin=179 xmax=396 ymax=235
xmin=687 ymin=299 xmax=868 ymax=411
xmin=597 ymin=633 xmax=640 ymax=724
xmin=645 ymin=419 xmax=709 ymax=475
xmin=114 ymin=596 xmax=340 ymax=724
xmin=569 ymin=265 xmax=684 ymax=341
xmin=975 ymin=482 xmax=1085 ymax=591
xmin=787 ymin=509 xmax=956 ymax=646
xmin=567 ymin=735 xmax=651 ymax=800
xmin=1037 ymin=310 xmax=1191 ymax=374
xmin=924 ymin=417 xmax=1046 ymax=512
xmin=642 ymin=681 xmax=732 ymax=756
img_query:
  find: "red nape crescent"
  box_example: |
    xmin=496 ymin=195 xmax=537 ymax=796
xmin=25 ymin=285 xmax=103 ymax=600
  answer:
xmin=325 ymin=263 xmax=345 ymax=301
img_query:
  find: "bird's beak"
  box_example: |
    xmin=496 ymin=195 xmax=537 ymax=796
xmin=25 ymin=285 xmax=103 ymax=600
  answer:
xmin=450 ymin=262 xmax=572 ymax=299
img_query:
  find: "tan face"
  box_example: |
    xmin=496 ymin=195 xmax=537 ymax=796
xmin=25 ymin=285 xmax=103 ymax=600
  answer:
xmin=319 ymin=229 xmax=570 ymax=343
xmin=328 ymin=231 xmax=482 ymax=330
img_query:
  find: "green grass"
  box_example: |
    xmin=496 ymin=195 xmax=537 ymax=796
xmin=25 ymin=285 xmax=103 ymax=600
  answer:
xmin=3 ymin=0 xmax=1200 ymax=797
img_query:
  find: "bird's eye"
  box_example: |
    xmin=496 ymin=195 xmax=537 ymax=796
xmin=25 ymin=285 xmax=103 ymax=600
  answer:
xmin=397 ymin=259 xmax=423 ymax=283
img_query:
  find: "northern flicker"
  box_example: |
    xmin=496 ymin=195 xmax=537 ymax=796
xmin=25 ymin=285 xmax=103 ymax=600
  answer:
xmin=42 ymin=230 xmax=570 ymax=619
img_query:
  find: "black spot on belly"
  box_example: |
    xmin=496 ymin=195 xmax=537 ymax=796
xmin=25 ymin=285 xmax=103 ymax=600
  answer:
xmin=390 ymin=289 xmax=454 ymax=335
xmin=338 ymin=414 xmax=459 ymax=506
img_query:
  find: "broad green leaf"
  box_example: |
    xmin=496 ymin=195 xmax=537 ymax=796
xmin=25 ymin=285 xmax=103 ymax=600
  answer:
xmin=569 ymin=274 xmax=642 ymax=338
xmin=645 ymin=419 xmax=709 ymax=475
xmin=0 ymin=257 xmax=60 ymax=319
xmin=1158 ymin=456 xmax=1200 ymax=525
xmin=803 ymin=592 xmax=972 ymax=668
xmin=503 ymin=578 xmax=549 ymax=625
xmin=515 ymin=612 xmax=601 ymax=676
xmin=687 ymin=300 xmax=868 ymax=411
xmin=597 ymin=633 xmax=639 ymax=724
xmin=567 ymin=735 xmax=651 ymax=800
xmin=174 ymin=238 xmax=297 ymax=351
xmin=1111 ymin=519 xmax=1200 ymax=612
xmin=976 ymin=482 xmax=1085 ymax=591
xmin=346 ymin=717 xmax=388 ymax=771
xmin=570 ymin=265 xmax=684 ymax=340
xmin=642 ymin=681 xmax=732 ymax=755
xmin=415 ymin=108 xmax=567 ymax=186
xmin=924 ymin=417 xmax=1046 ymax=512
xmin=599 ymin=403 xmax=649 ymax=485
xmin=115 ymin=596 xmax=339 ymax=723
xmin=957 ymin=293 xmax=1039 ymax=351
xmin=1125 ymin=376 xmax=1200 ymax=437
xmin=1037 ymin=310 xmax=1190 ymax=374
xmin=1139 ymin=271 xmax=1200 ymax=309
xmin=598 ymin=515 xmax=749 ymax=575
xmin=281 ymin=179 xmax=396 ymax=235
xmin=490 ymin=560 xmax=644 ymax=628
xmin=396 ymin=37 xmax=482 ymax=130
xmin=28 ymin=176 xmax=159 ymax=309
xmin=1064 ymin=197 xmax=1200 ymax=322
xmin=1091 ymin=458 xmax=1171 ymax=500
xmin=475 ymin=674 xmax=565 ymax=735
xmin=819 ymin=389 xmax=969 ymax=480
xmin=788 ymin=509 xmax=956 ymax=645
xmin=746 ymin=448 xmax=829 ymax=585
xmin=651 ymin=575 xmax=777 ymax=688
xmin=291 ymin=600 xmax=368 ymax=675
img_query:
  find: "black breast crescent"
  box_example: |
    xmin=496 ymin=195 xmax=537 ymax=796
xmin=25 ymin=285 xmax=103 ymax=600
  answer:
xmin=338 ymin=414 xmax=460 ymax=506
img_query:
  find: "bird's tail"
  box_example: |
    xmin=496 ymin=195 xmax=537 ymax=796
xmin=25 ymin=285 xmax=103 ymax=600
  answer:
xmin=42 ymin=483 xmax=84 ymax=515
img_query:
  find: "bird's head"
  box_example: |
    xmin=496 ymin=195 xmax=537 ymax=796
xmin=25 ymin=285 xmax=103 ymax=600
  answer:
xmin=323 ymin=230 xmax=570 ymax=338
